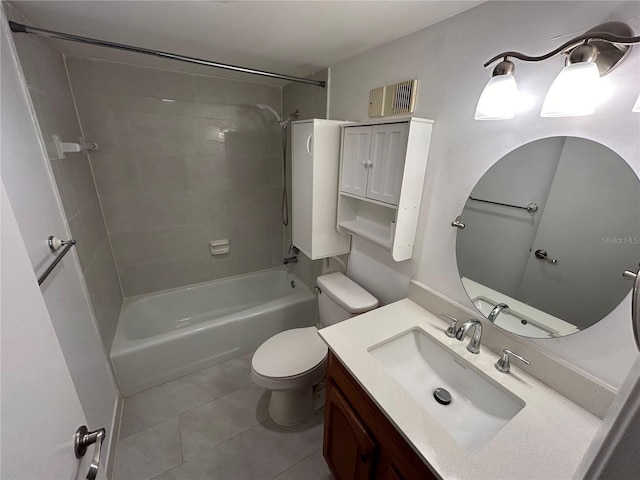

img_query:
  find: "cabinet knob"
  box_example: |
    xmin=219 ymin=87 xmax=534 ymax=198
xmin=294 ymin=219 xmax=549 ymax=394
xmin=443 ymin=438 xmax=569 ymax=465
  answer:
xmin=360 ymin=452 xmax=369 ymax=463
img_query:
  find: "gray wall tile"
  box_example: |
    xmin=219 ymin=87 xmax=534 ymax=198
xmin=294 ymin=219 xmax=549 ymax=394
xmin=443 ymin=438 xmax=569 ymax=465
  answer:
xmin=84 ymin=239 xmax=123 ymax=351
xmin=10 ymin=16 xmax=122 ymax=368
xmin=100 ymin=194 xmax=131 ymax=233
xmin=69 ymin=199 xmax=108 ymax=272
xmin=49 ymin=158 xmax=79 ymax=218
xmin=66 ymin=57 xmax=283 ymax=296
xmin=109 ymin=231 xmax=137 ymax=268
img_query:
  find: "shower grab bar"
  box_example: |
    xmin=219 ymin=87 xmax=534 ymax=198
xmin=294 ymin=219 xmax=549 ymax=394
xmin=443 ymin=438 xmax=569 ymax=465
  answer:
xmin=37 ymin=236 xmax=77 ymax=286
xmin=8 ymin=21 xmax=326 ymax=88
xmin=469 ymin=196 xmax=539 ymax=213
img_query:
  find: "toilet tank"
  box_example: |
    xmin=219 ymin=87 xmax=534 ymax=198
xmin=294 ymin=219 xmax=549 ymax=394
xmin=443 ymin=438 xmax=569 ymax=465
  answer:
xmin=317 ymin=272 xmax=379 ymax=327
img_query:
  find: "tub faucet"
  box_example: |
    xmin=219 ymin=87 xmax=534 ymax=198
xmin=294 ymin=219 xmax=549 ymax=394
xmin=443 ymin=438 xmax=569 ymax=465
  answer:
xmin=455 ymin=319 xmax=483 ymax=354
xmin=487 ymin=303 xmax=510 ymax=323
xmin=283 ymin=244 xmax=299 ymax=265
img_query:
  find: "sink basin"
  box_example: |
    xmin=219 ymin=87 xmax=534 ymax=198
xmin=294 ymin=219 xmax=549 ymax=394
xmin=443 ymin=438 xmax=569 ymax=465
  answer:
xmin=368 ymin=328 xmax=525 ymax=452
xmin=472 ymin=296 xmax=554 ymax=338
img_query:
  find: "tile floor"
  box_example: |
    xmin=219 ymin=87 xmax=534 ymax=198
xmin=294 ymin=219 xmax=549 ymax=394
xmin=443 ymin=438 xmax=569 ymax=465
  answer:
xmin=114 ymin=352 xmax=332 ymax=480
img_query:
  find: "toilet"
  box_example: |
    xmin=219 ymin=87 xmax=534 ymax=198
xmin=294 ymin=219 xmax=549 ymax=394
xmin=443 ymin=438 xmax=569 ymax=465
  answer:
xmin=251 ymin=272 xmax=378 ymax=426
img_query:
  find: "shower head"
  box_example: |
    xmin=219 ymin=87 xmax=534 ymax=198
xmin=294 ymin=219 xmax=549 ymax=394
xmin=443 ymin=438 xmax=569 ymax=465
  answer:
xmin=256 ymin=104 xmax=299 ymax=128
xmin=280 ymin=110 xmax=299 ymax=128
xmin=256 ymin=103 xmax=281 ymax=123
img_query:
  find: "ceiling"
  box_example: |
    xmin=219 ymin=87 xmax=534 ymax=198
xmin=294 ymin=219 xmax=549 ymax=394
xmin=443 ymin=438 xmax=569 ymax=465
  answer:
xmin=11 ymin=0 xmax=483 ymax=85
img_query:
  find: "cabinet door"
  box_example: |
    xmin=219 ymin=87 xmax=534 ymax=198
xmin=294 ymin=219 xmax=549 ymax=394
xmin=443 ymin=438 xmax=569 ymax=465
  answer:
xmin=324 ymin=381 xmax=377 ymax=480
xmin=377 ymin=460 xmax=404 ymax=480
xmin=292 ymin=121 xmax=314 ymax=255
xmin=341 ymin=126 xmax=371 ymax=198
xmin=367 ymin=123 xmax=409 ymax=205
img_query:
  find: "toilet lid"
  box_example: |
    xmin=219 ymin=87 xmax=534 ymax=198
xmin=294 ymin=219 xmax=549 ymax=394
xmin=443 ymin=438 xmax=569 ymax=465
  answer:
xmin=252 ymin=327 xmax=328 ymax=378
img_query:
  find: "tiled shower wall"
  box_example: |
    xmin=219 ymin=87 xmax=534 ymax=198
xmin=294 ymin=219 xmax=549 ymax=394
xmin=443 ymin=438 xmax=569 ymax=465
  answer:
xmin=65 ymin=58 xmax=285 ymax=297
xmin=7 ymin=5 xmax=123 ymax=352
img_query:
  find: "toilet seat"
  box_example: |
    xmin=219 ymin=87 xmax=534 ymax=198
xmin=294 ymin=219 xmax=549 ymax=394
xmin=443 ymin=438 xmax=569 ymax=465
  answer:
xmin=252 ymin=327 xmax=328 ymax=390
xmin=252 ymin=327 xmax=328 ymax=378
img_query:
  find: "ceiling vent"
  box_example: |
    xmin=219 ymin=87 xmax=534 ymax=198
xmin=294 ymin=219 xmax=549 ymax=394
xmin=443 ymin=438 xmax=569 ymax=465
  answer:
xmin=368 ymin=79 xmax=418 ymax=118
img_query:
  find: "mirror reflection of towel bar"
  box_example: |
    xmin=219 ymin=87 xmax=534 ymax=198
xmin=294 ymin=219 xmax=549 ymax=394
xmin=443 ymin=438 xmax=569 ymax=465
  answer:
xmin=469 ymin=196 xmax=539 ymax=213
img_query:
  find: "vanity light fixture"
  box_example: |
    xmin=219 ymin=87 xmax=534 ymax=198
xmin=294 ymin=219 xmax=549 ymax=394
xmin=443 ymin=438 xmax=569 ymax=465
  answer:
xmin=477 ymin=22 xmax=640 ymax=120
xmin=474 ymin=59 xmax=518 ymax=120
xmin=540 ymin=44 xmax=601 ymax=117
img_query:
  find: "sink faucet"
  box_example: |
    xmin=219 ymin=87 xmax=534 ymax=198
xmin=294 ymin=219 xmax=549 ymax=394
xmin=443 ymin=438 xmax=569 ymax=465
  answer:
xmin=487 ymin=303 xmax=510 ymax=323
xmin=455 ymin=319 xmax=483 ymax=354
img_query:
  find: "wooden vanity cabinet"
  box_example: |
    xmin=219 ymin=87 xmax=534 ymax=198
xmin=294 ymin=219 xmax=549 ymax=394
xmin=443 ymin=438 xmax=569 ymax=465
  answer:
xmin=323 ymin=352 xmax=438 ymax=480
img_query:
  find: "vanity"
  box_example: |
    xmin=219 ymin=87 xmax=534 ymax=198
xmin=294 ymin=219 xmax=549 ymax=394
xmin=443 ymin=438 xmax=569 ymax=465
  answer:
xmin=319 ymin=298 xmax=602 ymax=479
xmin=324 ymin=349 xmax=437 ymax=480
xmin=318 ymin=134 xmax=639 ymax=479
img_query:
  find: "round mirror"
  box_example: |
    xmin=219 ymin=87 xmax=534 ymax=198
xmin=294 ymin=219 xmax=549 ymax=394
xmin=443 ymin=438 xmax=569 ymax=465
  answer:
xmin=456 ymin=137 xmax=640 ymax=338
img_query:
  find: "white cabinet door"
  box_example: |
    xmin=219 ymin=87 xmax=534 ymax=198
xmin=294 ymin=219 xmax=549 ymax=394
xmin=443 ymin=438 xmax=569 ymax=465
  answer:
xmin=292 ymin=121 xmax=314 ymax=255
xmin=366 ymin=123 xmax=408 ymax=205
xmin=1 ymin=186 xmax=93 ymax=480
xmin=340 ymin=126 xmax=371 ymax=198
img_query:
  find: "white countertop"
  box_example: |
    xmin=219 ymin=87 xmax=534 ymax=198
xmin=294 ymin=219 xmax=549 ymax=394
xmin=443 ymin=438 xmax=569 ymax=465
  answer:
xmin=319 ymin=299 xmax=601 ymax=480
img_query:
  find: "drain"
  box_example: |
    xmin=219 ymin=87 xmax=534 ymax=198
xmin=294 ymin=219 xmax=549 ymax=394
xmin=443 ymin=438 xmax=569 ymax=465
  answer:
xmin=433 ymin=388 xmax=452 ymax=405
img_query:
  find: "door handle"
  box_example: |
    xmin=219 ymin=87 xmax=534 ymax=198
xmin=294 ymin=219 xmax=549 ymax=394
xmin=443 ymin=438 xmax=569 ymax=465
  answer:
xmin=623 ymin=267 xmax=640 ymax=351
xmin=534 ymin=249 xmax=558 ymax=264
xmin=75 ymin=426 xmax=106 ymax=480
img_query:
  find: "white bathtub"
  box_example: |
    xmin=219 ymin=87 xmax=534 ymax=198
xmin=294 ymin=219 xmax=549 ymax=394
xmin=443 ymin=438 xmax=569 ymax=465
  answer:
xmin=111 ymin=268 xmax=317 ymax=396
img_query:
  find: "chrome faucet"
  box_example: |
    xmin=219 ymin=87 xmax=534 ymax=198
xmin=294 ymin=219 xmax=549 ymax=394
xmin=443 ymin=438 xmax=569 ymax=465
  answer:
xmin=487 ymin=303 xmax=510 ymax=323
xmin=437 ymin=313 xmax=459 ymax=338
xmin=454 ymin=319 xmax=483 ymax=354
xmin=283 ymin=244 xmax=299 ymax=265
xmin=495 ymin=349 xmax=530 ymax=374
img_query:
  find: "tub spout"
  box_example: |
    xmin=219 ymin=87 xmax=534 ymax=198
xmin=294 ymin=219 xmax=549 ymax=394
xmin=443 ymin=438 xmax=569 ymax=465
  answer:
xmin=283 ymin=244 xmax=300 ymax=265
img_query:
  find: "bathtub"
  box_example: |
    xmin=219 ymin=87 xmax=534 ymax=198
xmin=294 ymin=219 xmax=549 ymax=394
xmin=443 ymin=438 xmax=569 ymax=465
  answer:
xmin=110 ymin=267 xmax=316 ymax=396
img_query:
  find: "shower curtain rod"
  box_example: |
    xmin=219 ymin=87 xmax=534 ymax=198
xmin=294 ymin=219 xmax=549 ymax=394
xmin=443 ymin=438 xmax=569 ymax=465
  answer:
xmin=8 ymin=21 xmax=326 ymax=88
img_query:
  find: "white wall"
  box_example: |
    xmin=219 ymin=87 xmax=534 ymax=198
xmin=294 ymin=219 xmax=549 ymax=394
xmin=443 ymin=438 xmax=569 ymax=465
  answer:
xmin=329 ymin=1 xmax=640 ymax=389
xmin=1 ymin=4 xmax=118 ymax=468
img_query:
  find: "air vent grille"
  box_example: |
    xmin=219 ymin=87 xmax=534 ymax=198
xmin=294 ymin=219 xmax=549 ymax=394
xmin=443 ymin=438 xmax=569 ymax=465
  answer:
xmin=368 ymin=86 xmax=385 ymax=117
xmin=391 ymin=79 xmax=417 ymax=115
xmin=368 ymin=79 xmax=418 ymax=118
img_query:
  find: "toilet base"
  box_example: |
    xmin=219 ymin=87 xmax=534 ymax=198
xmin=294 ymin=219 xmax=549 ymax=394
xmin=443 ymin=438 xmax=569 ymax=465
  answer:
xmin=268 ymin=387 xmax=315 ymax=426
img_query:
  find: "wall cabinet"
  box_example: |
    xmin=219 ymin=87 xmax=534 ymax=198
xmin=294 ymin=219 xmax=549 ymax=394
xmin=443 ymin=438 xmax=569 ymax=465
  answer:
xmin=337 ymin=117 xmax=433 ymax=261
xmin=323 ymin=352 xmax=438 ymax=480
xmin=341 ymin=123 xmax=408 ymax=205
xmin=292 ymin=119 xmax=351 ymax=260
